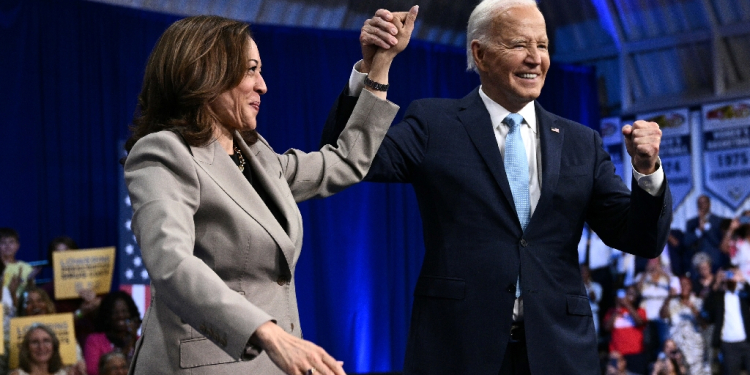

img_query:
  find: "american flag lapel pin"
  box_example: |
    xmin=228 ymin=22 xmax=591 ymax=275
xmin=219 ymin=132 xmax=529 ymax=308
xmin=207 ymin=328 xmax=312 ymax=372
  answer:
xmin=551 ymin=127 xmax=560 ymax=133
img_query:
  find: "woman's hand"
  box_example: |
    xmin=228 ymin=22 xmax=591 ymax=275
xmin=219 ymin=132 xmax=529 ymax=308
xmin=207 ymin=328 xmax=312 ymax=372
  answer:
xmin=350 ymin=5 xmax=418 ymax=102
xmin=77 ymin=288 xmax=102 ymax=315
xmin=251 ymin=321 xmax=345 ymax=375
xmin=372 ymin=6 xmax=418 ymax=60
xmin=359 ymin=6 xmax=418 ymax=72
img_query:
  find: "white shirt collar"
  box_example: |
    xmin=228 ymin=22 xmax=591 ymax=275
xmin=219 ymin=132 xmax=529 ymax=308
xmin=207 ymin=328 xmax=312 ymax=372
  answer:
xmin=478 ymin=86 xmax=537 ymax=134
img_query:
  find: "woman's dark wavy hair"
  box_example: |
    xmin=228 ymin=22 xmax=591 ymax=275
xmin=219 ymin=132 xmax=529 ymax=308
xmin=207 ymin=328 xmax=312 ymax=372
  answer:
xmin=124 ymin=15 xmax=258 ymax=152
xmin=19 ymin=324 xmax=63 ymax=373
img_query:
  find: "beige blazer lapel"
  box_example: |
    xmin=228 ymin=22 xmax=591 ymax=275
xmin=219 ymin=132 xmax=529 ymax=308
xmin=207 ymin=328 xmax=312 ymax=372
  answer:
xmin=240 ymin=139 xmax=301 ymax=234
xmin=191 ymin=139 xmax=297 ymax=268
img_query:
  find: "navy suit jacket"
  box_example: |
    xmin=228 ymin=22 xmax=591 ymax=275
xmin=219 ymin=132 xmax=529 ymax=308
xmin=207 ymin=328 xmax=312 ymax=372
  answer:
xmin=322 ymin=87 xmax=672 ymax=374
xmin=684 ymin=214 xmax=727 ymax=270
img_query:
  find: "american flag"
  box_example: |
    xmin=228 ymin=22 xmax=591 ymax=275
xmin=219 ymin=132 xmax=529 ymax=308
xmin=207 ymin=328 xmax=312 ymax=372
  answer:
xmin=118 ymin=145 xmax=151 ymax=319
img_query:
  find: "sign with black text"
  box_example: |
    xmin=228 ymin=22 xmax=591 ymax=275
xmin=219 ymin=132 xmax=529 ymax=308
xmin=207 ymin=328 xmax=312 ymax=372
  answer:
xmin=53 ymin=247 xmax=115 ymax=299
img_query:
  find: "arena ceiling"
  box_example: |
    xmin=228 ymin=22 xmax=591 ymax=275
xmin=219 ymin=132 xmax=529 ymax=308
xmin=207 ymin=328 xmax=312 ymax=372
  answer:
xmin=90 ymin=0 xmax=750 ymax=116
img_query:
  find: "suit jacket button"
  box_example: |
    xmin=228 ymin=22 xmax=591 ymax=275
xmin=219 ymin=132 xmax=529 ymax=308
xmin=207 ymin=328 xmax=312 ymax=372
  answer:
xmin=507 ymin=284 xmax=516 ymax=293
xmin=520 ymin=239 xmax=528 ymax=247
xmin=277 ymin=276 xmax=290 ymax=286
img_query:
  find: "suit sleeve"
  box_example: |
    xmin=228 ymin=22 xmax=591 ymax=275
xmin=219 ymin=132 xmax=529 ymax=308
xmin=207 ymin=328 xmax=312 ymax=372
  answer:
xmin=586 ymin=130 xmax=672 ymax=259
xmin=319 ymin=88 xmax=430 ymax=184
xmin=277 ymin=89 xmax=399 ymax=202
xmin=125 ymin=132 xmax=273 ymax=360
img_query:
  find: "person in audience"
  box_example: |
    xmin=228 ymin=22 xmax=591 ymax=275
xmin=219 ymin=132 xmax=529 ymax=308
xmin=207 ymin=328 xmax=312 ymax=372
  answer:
xmin=659 ymin=277 xmax=708 ymax=375
xmin=659 ymin=339 xmax=692 ymax=375
xmin=605 ymin=285 xmax=648 ymax=374
xmin=582 ymin=264 xmax=603 ymax=336
xmin=0 ymin=228 xmax=35 ymax=299
xmin=39 ymin=237 xmax=99 ymax=345
xmin=691 ymin=253 xmax=714 ymax=300
xmin=96 ymin=353 xmax=126 ymax=375
xmin=18 ymin=287 xmax=87 ymax=375
xmin=17 ymin=287 xmax=56 ymax=317
xmin=10 ymin=324 xmax=66 ymax=375
xmin=606 ymin=351 xmax=640 ymax=375
xmin=720 ymin=218 xmax=750 ymax=280
xmin=702 ymin=266 xmax=750 ymax=375
xmin=650 ymin=352 xmax=680 ymax=375
xmin=684 ymin=195 xmax=727 ymax=272
xmin=635 ymin=258 xmax=680 ymax=363
xmin=689 ymin=252 xmax=715 ymax=373
xmin=83 ymin=292 xmax=139 ymax=375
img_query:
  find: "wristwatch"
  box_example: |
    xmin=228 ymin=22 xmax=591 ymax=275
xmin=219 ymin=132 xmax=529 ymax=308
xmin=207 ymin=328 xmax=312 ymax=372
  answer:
xmin=363 ymin=75 xmax=389 ymax=92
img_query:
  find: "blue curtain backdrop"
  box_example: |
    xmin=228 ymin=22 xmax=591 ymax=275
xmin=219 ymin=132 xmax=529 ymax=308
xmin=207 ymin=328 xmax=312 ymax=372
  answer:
xmin=0 ymin=0 xmax=599 ymax=371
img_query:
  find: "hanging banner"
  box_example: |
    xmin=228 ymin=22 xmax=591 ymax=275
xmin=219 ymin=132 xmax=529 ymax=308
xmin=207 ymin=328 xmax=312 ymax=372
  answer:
xmin=600 ymin=117 xmax=627 ymax=183
xmin=639 ymin=108 xmax=692 ymax=210
xmin=702 ymin=99 xmax=750 ymax=210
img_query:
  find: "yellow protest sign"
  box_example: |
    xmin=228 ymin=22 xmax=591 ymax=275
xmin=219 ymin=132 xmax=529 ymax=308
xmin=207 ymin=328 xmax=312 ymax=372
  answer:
xmin=9 ymin=313 xmax=77 ymax=368
xmin=53 ymin=247 xmax=116 ymax=299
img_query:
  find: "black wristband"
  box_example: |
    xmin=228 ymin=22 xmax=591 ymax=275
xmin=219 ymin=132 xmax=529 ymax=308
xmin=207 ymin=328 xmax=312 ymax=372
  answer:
xmin=364 ymin=75 xmax=389 ymax=92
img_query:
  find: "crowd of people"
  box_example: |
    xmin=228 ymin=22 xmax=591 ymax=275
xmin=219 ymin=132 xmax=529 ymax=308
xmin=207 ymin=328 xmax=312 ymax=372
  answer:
xmin=0 ymin=228 xmax=137 ymax=375
xmin=583 ymin=195 xmax=750 ymax=375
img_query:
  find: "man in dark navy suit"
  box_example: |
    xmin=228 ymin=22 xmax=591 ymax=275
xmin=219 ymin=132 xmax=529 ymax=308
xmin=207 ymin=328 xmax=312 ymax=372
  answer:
xmin=323 ymin=0 xmax=672 ymax=373
xmin=684 ymin=195 xmax=728 ymax=272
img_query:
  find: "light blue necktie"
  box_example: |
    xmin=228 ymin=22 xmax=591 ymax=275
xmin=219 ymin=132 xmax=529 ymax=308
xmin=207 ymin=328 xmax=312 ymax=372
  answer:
xmin=503 ymin=113 xmax=529 ymax=298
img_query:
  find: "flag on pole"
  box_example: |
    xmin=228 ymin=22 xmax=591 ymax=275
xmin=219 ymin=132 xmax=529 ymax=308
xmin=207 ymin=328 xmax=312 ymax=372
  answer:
xmin=118 ymin=143 xmax=151 ymax=320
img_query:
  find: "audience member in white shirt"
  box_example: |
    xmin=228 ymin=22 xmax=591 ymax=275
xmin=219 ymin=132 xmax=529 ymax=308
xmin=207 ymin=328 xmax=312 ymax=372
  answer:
xmin=703 ymin=267 xmax=750 ymax=375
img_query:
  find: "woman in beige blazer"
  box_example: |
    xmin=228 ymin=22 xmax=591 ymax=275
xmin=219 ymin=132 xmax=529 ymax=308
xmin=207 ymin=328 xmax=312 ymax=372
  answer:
xmin=123 ymin=12 xmax=416 ymax=375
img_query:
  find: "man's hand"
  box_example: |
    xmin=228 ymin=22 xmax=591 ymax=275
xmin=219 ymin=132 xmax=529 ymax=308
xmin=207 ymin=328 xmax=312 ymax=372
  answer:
xmin=622 ymin=120 xmax=662 ymax=175
xmin=359 ymin=6 xmax=418 ymax=72
xmin=251 ymin=322 xmax=346 ymax=375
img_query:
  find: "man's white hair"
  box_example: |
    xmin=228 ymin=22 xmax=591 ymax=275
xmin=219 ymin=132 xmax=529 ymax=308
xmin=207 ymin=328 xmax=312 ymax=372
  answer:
xmin=466 ymin=0 xmax=539 ymax=73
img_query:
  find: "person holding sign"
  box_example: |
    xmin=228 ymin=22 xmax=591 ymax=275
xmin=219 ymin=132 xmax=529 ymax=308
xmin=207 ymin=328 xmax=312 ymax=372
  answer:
xmin=10 ymin=324 xmax=66 ymax=375
xmin=40 ymin=238 xmax=100 ymax=348
xmin=17 ymin=287 xmax=86 ymax=375
xmin=123 ymin=10 xmax=415 ymax=375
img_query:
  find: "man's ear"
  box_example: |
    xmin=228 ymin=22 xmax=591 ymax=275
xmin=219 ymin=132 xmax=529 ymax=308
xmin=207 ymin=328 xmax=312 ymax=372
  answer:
xmin=471 ymin=40 xmax=485 ymax=72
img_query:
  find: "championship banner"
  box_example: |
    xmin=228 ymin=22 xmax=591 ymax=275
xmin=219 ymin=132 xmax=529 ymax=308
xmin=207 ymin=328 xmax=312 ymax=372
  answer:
xmin=702 ymin=99 xmax=750 ymax=209
xmin=9 ymin=313 xmax=77 ymax=368
xmin=640 ymin=108 xmax=692 ymax=210
xmin=53 ymin=247 xmax=116 ymax=299
xmin=600 ymin=117 xmax=627 ymax=183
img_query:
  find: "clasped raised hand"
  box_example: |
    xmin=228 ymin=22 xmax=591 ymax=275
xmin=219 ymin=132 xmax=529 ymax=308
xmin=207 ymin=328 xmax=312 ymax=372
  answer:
xmin=359 ymin=6 xmax=419 ymax=72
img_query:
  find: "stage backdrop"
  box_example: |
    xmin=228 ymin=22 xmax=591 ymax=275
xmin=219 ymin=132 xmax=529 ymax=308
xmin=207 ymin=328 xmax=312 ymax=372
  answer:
xmin=0 ymin=0 xmax=599 ymax=371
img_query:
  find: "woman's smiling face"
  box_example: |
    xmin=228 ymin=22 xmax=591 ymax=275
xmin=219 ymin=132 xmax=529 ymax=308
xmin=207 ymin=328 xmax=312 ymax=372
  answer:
xmin=212 ymin=38 xmax=267 ymax=131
